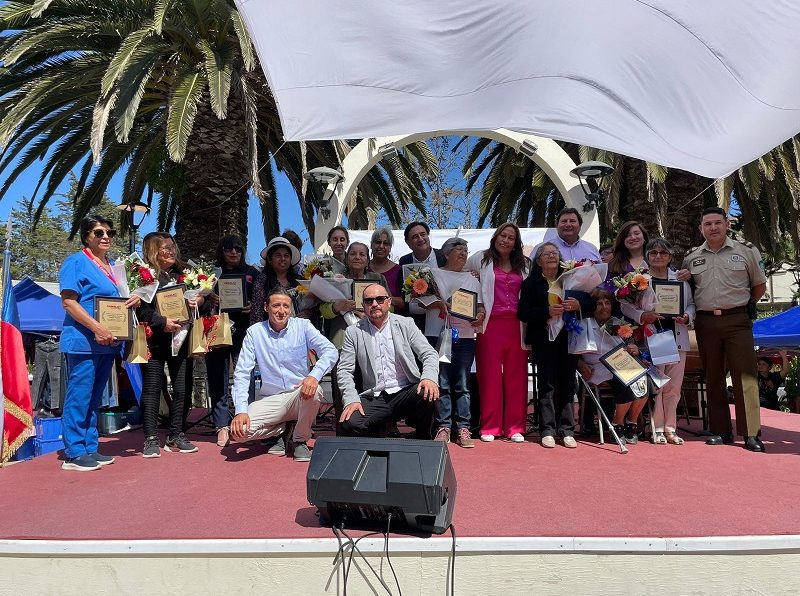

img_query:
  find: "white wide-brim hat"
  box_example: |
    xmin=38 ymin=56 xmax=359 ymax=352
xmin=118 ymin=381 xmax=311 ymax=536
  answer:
xmin=260 ymin=237 xmax=301 ymax=265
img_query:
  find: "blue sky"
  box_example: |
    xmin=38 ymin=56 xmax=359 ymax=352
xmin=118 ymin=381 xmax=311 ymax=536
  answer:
xmin=0 ymin=159 xmax=307 ymax=266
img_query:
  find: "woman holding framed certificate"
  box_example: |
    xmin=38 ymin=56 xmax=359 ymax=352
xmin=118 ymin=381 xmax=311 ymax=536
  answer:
xmin=58 ymin=215 xmax=141 ymax=472
xmin=620 ymin=238 xmax=695 ymax=445
xmin=518 ymin=243 xmax=593 ymax=449
xmin=204 ymin=235 xmax=260 ymax=447
xmin=426 ymin=237 xmax=484 ymax=448
xmin=319 ymin=242 xmax=387 ymax=426
xmin=577 ymin=288 xmax=650 ymax=442
xmin=135 ymin=232 xmax=207 ymax=458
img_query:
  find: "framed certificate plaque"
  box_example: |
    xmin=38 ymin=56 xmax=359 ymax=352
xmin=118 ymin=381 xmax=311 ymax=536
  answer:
xmin=651 ymin=279 xmax=684 ymax=318
xmin=154 ymin=284 xmax=190 ymax=324
xmin=93 ymin=296 xmax=134 ymax=341
xmin=218 ymin=275 xmax=248 ymax=311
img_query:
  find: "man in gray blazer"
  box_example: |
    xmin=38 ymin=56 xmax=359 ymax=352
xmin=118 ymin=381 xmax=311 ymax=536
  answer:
xmin=338 ymin=283 xmax=440 ymax=439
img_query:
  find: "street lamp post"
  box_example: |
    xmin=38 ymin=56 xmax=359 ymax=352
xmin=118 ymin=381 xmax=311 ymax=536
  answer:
xmin=117 ymin=201 xmax=151 ymax=254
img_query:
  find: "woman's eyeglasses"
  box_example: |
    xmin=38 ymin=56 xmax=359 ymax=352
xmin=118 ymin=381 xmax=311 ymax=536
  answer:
xmin=363 ymin=296 xmax=390 ymax=305
xmin=159 ymin=245 xmax=177 ymax=254
xmin=92 ymin=229 xmax=117 ymax=239
xmin=223 ymin=246 xmax=243 ymax=253
xmin=648 ymin=250 xmax=672 ymax=257
xmin=540 ymin=251 xmax=559 ymax=258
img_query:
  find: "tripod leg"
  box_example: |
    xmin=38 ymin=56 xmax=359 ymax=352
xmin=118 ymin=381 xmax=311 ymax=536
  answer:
xmin=577 ymin=374 xmax=627 ymax=454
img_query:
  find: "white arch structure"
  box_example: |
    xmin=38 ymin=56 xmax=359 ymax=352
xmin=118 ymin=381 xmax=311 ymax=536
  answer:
xmin=313 ymin=129 xmax=595 ymax=250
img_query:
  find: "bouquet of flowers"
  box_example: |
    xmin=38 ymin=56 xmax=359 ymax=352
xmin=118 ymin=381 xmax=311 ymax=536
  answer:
xmin=601 ymin=319 xmax=638 ymax=344
xmin=308 ymin=273 xmax=357 ymax=325
xmin=112 ymin=253 xmax=159 ymax=302
xmin=179 ymin=260 xmax=217 ymax=299
xmin=402 ymin=267 xmax=436 ymax=301
xmin=547 ymin=261 xmax=607 ymax=340
xmin=559 ymin=258 xmax=596 ymax=272
xmin=612 ymin=267 xmax=651 ymax=304
xmin=302 ymin=256 xmax=334 ymax=279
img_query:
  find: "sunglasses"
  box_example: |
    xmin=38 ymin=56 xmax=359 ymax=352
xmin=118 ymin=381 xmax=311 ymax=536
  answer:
xmin=223 ymin=246 xmax=243 ymax=253
xmin=92 ymin=229 xmax=117 ymax=239
xmin=648 ymin=250 xmax=672 ymax=257
xmin=363 ymin=296 xmax=390 ymax=305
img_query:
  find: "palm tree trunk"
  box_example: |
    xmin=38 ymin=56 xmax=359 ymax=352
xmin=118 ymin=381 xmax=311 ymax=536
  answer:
xmin=621 ymin=158 xmax=652 ymax=226
xmin=174 ymin=96 xmax=251 ymax=261
xmin=662 ymin=169 xmax=711 ymax=265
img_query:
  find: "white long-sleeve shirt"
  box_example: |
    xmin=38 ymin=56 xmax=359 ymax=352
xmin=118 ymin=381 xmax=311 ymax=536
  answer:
xmin=232 ymin=318 xmax=338 ymax=414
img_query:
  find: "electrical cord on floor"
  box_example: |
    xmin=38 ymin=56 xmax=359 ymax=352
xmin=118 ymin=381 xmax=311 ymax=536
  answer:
xmin=384 ymin=513 xmax=401 ymax=596
xmin=333 ymin=525 xmax=394 ymax=595
xmin=448 ymin=524 xmax=457 ymax=595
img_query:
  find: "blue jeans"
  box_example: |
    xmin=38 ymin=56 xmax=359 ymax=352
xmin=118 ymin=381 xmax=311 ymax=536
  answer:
xmin=436 ymin=338 xmax=475 ymax=430
xmin=62 ymin=353 xmax=115 ymax=458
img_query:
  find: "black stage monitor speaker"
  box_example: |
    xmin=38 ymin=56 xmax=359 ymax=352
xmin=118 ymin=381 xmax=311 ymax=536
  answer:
xmin=307 ymin=436 xmax=457 ymax=535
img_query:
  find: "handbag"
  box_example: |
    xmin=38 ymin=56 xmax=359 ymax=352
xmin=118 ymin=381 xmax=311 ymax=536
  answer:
xmin=208 ymin=312 xmax=233 ymax=348
xmin=435 ymin=316 xmax=453 ymax=364
xmin=646 ymin=324 xmax=680 ymax=365
xmin=567 ymin=311 xmax=597 ymax=354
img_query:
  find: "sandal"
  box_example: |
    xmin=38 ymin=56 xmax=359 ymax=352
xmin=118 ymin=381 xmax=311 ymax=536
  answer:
xmin=664 ymin=431 xmax=684 ymax=445
xmin=652 ymin=431 xmax=667 ymax=445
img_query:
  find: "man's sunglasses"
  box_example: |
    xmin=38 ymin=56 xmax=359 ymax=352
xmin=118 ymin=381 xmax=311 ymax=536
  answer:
xmin=223 ymin=246 xmax=243 ymax=253
xmin=363 ymin=296 xmax=390 ymax=305
xmin=92 ymin=229 xmax=117 ymax=239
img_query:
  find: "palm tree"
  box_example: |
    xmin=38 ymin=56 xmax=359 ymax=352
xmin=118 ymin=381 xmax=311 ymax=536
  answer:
xmin=716 ymin=136 xmax=800 ymax=266
xmin=0 ymin=1 xmax=435 ymax=258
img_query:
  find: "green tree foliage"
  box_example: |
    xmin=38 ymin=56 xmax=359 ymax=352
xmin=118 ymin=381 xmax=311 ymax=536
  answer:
xmin=0 ymin=0 xmax=435 ymax=258
xmin=9 ymin=191 xmax=119 ymax=283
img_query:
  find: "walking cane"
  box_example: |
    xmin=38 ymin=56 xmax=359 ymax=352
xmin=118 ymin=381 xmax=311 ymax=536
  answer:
xmin=576 ymin=372 xmax=628 ymax=454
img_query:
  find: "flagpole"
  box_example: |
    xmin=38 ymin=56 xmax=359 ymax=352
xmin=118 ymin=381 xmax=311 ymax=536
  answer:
xmin=0 ymin=219 xmax=10 ymax=459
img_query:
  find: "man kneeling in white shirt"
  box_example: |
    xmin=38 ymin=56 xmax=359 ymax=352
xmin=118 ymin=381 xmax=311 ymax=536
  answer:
xmin=229 ymin=289 xmax=337 ymax=461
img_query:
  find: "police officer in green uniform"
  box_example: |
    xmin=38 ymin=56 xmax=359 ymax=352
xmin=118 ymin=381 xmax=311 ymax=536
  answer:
xmin=677 ymin=207 xmax=767 ymax=452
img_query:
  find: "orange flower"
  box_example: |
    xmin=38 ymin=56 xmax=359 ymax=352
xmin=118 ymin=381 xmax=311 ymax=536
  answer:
xmin=618 ymin=325 xmax=634 ymax=339
xmin=412 ymin=278 xmax=429 ymax=295
xmin=631 ymin=273 xmax=649 ymax=291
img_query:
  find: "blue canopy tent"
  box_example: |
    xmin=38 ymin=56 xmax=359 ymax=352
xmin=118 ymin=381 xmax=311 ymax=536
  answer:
xmin=12 ymin=277 xmax=63 ymax=334
xmin=753 ymin=306 xmax=800 ymax=348
xmin=13 ymin=277 xmax=142 ymax=401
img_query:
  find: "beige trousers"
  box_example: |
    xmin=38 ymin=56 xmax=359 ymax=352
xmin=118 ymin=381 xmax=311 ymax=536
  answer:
xmin=234 ymin=386 xmax=322 ymax=444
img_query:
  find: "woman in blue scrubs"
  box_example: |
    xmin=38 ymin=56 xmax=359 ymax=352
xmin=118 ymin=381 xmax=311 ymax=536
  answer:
xmin=59 ymin=215 xmax=140 ymax=471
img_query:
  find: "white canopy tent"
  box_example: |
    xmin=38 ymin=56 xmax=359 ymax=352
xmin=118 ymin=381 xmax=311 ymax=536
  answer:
xmin=237 ymin=0 xmax=800 ymax=178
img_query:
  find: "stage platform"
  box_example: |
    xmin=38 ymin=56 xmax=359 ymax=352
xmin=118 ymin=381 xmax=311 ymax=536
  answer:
xmin=2 ymin=407 xmax=800 ymax=594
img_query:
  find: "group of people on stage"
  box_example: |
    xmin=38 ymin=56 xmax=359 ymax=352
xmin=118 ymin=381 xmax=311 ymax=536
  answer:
xmin=57 ymin=205 xmax=779 ymax=470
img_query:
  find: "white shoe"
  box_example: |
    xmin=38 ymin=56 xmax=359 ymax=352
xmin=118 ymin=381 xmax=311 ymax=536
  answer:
xmin=562 ymin=436 xmax=578 ymax=448
xmin=509 ymin=433 xmax=525 ymax=443
xmin=480 ymin=434 xmax=495 ymax=442
xmin=541 ymin=435 xmax=556 ymax=448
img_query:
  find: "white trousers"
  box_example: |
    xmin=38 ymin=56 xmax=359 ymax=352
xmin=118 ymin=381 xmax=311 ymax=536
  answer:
xmin=234 ymin=386 xmax=322 ymax=444
xmin=652 ymin=352 xmax=688 ymax=433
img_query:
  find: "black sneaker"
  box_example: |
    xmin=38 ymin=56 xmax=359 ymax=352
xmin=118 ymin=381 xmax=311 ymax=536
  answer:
xmin=92 ymin=453 xmax=115 ymax=466
xmin=624 ymin=423 xmax=639 ymax=445
xmin=267 ymin=436 xmax=286 ymax=455
xmin=142 ymin=436 xmax=161 ymax=458
xmin=612 ymin=424 xmax=628 ymax=445
xmin=292 ymin=442 xmax=312 ymax=462
xmin=62 ymin=454 xmax=101 ymax=472
xmin=165 ymin=433 xmax=198 ymax=453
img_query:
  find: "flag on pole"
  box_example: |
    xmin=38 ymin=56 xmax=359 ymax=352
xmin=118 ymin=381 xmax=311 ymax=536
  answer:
xmin=1 ymin=222 xmax=33 ymax=464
